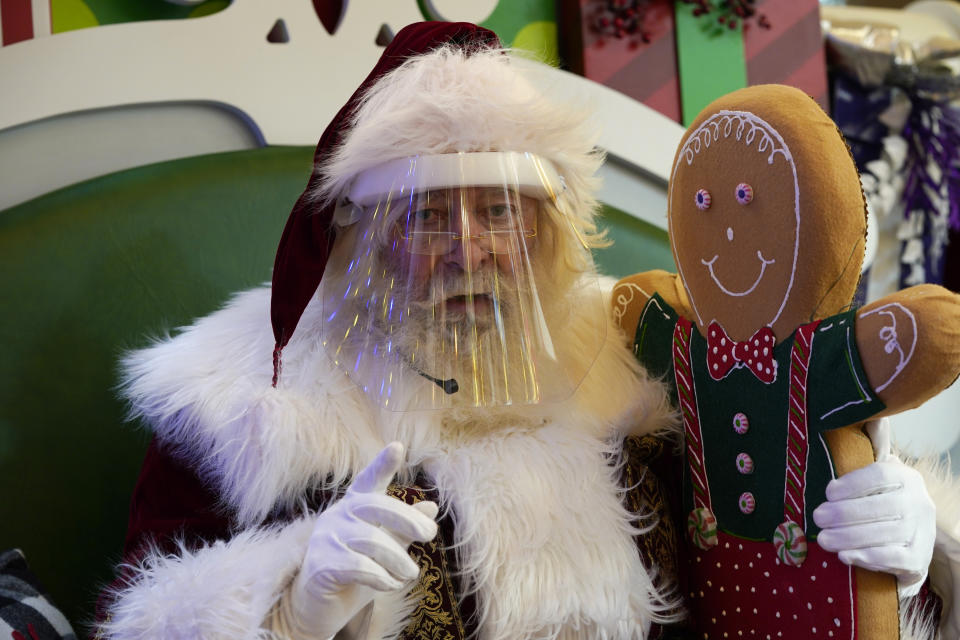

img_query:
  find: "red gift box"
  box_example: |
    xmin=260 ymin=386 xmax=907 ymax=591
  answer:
xmin=558 ymin=0 xmax=828 ymax=125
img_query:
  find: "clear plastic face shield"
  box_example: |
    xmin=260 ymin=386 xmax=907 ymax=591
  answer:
xmin=321 ymin=152 xmax=605 ymax=411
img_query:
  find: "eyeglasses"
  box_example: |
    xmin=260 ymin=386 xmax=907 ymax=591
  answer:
xmin=397 ymin=227 xmax=538 ymax=255
xmin=391 ymin=189 xmax=539 ymax=256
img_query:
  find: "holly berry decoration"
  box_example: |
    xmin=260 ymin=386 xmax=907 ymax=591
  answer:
xmin=589 ymin=0 xmax=654 ymax=45
xmin=679 ymin=0 xmax=772 ymax=33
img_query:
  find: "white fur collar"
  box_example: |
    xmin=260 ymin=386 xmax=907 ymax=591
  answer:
xmin=425 ymin=426 xmax=678 ymax=638
xmin=120 ymin=279 xmax=673 ymax=526
xmin=119 ymin=279 xmax=680 ymax=637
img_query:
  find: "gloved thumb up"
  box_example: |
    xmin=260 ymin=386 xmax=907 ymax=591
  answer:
xmin=274 ymin=442 xmax=439 ymax=639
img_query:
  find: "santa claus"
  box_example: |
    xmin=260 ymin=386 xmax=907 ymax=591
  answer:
xmin=96 ymin=21 xmax=952 ymax=640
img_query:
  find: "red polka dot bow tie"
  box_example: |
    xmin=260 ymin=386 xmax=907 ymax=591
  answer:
xmin=705 ymin=322 xmax=778 ymax=383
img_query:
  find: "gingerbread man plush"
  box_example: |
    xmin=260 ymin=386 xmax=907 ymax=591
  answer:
xmin=614 ymin=84 xmax=960 ymax=638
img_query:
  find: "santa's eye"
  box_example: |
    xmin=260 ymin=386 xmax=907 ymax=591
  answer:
xmin=695 ymin=189 xmax=712 ymax=211
xmin=735 ymin=183 xmax=754 ymax=205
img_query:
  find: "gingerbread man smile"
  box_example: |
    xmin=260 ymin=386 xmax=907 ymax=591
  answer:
xmin=701 ymin=251 xmax=776 ymax=297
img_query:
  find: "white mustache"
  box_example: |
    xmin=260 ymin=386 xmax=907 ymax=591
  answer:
xmin=422 ymin=272 xmax=515 ymax=306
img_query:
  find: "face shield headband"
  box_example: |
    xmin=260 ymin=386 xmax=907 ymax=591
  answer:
xmin=320 ymin=151 xmax=606 ymax=412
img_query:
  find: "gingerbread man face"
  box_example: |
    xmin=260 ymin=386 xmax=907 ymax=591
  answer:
xmin=667 ymin=85 xmax=868 ymax=343
xmin=670 ymin=110 xmax=799 ymax=342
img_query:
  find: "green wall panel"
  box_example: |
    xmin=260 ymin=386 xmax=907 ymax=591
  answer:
xmin=595 ymin=204 xmax=675 ymax=278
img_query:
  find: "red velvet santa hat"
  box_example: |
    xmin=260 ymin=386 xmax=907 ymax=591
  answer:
xmin=269 ymin=22 xmax=500 ymax=386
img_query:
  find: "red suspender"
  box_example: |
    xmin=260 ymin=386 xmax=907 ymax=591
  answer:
xmin=674 ymin=317 xmax=712 ymax=511
xmin=782 ymin=320 xmax=820 ymax=530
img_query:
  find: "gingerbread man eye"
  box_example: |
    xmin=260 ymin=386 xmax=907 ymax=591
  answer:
xmin=695 ymin=189 xmax=712 ymax=211
xmin=735 ymin=183 xmax=754 ymax=205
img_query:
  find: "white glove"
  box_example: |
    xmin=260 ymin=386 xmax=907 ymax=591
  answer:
xmin=277 ymin=442 xmax=439 ymax=639
xmin=812 ymin=418 xmax=935 ymax=598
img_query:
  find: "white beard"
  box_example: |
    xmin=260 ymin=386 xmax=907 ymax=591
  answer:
xmin=323 ymin=246 xmax=581 ymax=411
xmin=397 ymin=267 xmax=522 ymax=365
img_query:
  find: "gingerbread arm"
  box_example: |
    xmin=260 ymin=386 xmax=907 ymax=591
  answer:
xmin=611 ymin=270 xmax=691 ymax=342
xmin=855 ymin=284 xmax=960 ymax=416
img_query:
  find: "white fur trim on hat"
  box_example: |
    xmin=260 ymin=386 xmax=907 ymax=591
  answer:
xmin=347 ymin=151 xmax=565 ymax=207
xmin=314 ymin=46 xmax=604 ymax=239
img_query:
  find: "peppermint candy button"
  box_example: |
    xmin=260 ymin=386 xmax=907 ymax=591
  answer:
xmin=736 ymin=452 xmax=754 ymax=474
xmin=773 ymin=520 xmax=807 ymax=567
xmin=738 ymin=491 xmax=756 ymax=514
xmin=732 ymin=412 xmax=749 ymax=434
xmin=687 ymin=507 xmax=718 ymax=550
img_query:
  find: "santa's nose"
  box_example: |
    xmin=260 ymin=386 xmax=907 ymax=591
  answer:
xmin=443 ymin=206 xmax=492 ymax=272
xmin=443 ymin=231 xmax=490 ymax=273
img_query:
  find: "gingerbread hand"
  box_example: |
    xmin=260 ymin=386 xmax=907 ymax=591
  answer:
xmin=859 ymin=303 xmax=916 ymax=393
xmin=856 ymin=284 xmax=960 ymax=415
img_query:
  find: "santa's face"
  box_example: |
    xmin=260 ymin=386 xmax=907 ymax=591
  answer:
xmin=320 ymin=181 xmax=606 ymax=410
xmin=320 ymin=186 xmax=559 ymax=406
xmin=381 ymin=187 xmax=540 ymax=335
xmin=669 ymin=112 xmax=800 ymax=342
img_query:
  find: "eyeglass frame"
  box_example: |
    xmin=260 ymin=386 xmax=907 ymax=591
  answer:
xmin=387 ymin=188 xmax=541 ymax=256
xmin=393 ymin=224 xmax=538 ymax=256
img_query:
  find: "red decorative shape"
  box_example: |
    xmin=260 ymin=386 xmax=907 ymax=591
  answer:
xmin=673 ymin=317 xmax=712 ymax=511
xmin=782 ymin=320 xmax=820 ymax=528
xmin=1 ymin=0 xmax=34 ymax=46
xmin=312 ymin=0 xmax=346 ymax=36
xmin=705 ymin=322 xmax=777 ymax=383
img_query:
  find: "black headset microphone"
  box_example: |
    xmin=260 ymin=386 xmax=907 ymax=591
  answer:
xmin=416 ymin=370 xmax=460 ymax=395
